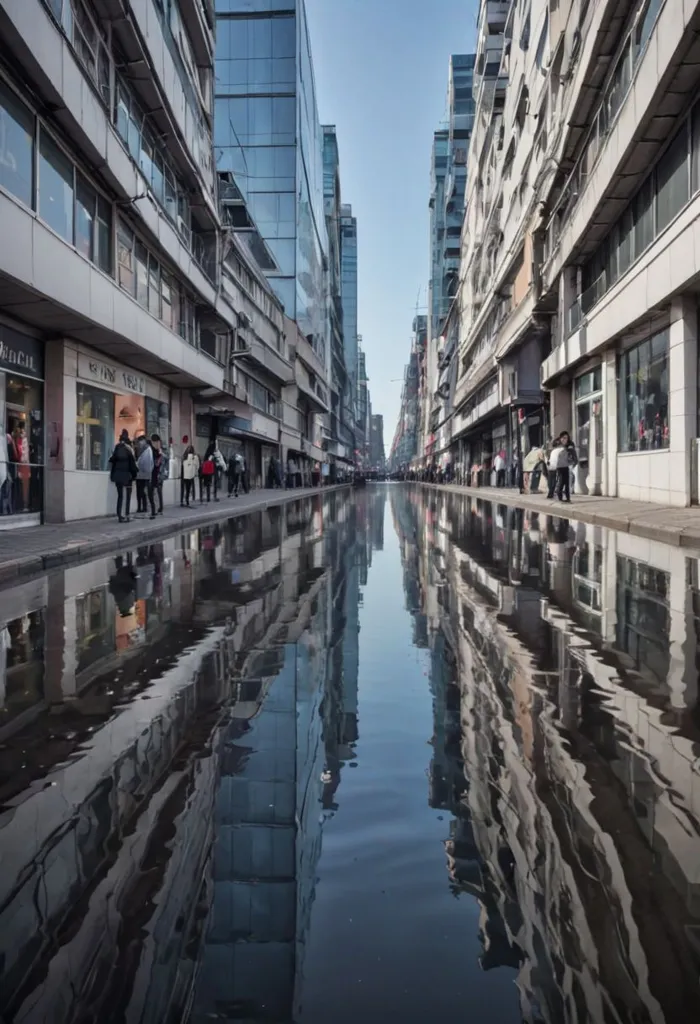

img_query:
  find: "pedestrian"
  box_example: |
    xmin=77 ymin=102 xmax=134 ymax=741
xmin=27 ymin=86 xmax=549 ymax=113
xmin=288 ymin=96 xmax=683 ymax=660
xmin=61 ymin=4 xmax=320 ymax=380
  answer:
xmin=150 ymin=434 xmax=169 ymax=515
xmin=109 ymin=429 xmax=138 ymax=523
xmin=493 ymin=449 xmax=506 ymax=487
xmin=546 ymin=437 xmax=561 ymax=499
xmin=267 ymin=454 xmax=279 ymax=489
xmin=287 ymin=455 xmax=297 ymax=489
xmin=227 ymin=451 xmax=242 ymax=496
xmin=182 ymin=444 xmax=199 ymax=505
xmin=557 ymin=431 xmax=578 ymax=503
xmin=201 ymin=442 xmax=220 ymax=502
xmin=179 ymin=434 xmax=190 ymax=507
xmin=135 ymin=435 xmax=156 ymax=518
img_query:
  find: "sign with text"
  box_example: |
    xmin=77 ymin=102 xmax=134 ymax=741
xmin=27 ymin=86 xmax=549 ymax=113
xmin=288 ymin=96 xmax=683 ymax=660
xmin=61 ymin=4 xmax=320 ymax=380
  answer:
xmin=78 ymin=354 xmax=146 ymax=395
xmin=0 ymin=327 xmax=44 ymax=380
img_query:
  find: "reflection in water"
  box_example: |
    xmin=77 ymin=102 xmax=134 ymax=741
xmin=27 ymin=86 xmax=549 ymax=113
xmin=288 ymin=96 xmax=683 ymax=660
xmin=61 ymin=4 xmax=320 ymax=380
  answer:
xmin=0 ymin=490 xmax=385 ymax=1024
xmin=392 ymin=488 xmax=700 ymax=1024
xmin=1 ymin=485 xmax=699 ymax=1022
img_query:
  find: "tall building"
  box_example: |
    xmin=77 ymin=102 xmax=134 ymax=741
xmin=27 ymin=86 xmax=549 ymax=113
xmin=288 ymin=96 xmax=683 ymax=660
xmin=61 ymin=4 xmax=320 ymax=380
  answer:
xmin=340 ymin=203 xmax=358 ymax=433
xmin=322 ymin=126 xmax=354 ymax=470
xmin=215 ymin=0 xmax=328 ymax=366
xmin=356 ymin=341 xmax=369 ymax=468
xmin=422 ymin=54 xmax=476 ymax=473
xmin=370 ymin=414 xmax=386 ymax=471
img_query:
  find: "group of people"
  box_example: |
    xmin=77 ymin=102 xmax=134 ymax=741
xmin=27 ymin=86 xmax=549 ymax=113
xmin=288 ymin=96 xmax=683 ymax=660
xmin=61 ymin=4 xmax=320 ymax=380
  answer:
xmin=109 ymin=431 xmax=170 ymax=523
xmin=179 ymin=440 xmax=251 ymax=505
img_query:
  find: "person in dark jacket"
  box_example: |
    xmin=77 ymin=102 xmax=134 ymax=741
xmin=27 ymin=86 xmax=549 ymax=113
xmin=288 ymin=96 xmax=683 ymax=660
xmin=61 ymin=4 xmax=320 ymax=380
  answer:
xmin=150 ymin=434 xmax=169 ymax=515
xmin=109 ymin=430 xmax=138 ymax=522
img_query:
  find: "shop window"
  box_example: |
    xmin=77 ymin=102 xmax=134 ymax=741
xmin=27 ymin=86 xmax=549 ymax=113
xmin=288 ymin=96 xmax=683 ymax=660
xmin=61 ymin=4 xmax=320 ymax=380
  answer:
xmin=617 ymin=328 xmax=669 ymax=453
xmin=0 ymin=80 xmax=34 ymax=207
xmin=655 ymin=124 xmax=690 ymax=233
xmin=38 ymin=130 xmax=75 ymax=242
xmin=146 ymin=396 xmax=169 ymax=441
xmin=76 ymin=382 xmax=114 ymax=471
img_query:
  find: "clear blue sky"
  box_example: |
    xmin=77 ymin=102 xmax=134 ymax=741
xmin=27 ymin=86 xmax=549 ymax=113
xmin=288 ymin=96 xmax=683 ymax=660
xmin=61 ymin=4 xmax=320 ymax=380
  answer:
xmin=305 ymin=0 xmax=478 ymax=443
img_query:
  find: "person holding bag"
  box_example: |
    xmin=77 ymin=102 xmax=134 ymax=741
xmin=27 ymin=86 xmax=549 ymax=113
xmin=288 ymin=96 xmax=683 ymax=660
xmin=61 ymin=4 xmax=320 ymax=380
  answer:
xmin=201 ymin=442 xmax=220 ymax=503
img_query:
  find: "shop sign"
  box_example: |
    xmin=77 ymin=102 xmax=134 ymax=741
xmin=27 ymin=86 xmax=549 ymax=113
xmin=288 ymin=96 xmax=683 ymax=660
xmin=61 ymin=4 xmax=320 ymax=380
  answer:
xmin=219 ymin=416 xmax=253 ymax=436
xmin=78 ymin=354 xmax=146 ymax=395
xmin=0 ymin=327 xmax=44 ymax=380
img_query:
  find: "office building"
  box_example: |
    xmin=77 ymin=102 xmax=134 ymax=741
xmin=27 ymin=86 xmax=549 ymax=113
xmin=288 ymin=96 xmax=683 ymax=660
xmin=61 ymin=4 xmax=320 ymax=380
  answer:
xmin=370 ymin=413 xmax=386 ymax=472
xmin=340 ymin=203 xmax=358 ymax=435
xmin=214 ymin=0 xmax=328 ymax=368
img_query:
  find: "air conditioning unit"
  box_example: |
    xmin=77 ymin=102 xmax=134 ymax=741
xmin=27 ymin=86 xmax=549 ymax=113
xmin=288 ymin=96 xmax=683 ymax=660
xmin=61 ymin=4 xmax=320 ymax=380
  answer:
xmin=237 ymin=311 xmax=252 ymax=330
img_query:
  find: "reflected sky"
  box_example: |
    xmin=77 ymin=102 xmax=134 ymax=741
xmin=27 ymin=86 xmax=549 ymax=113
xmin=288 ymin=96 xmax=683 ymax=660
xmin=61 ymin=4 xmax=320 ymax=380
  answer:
xmin=1 ymin=486 xmax=699 ymax=1024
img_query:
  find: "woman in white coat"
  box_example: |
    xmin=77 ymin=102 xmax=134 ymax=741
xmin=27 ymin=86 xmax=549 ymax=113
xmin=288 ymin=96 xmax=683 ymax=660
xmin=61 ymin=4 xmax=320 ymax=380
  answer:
xmin=181 ymin=444 xmax=200 ymax=506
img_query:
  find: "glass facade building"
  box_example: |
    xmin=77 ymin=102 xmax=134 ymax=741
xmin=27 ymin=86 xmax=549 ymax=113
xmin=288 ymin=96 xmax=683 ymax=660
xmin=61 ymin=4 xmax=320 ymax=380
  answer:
xmin=214 ymin=0 xmax=328 ymax=363
xmin=340 ymin=203 xmax=358 ymax=423
xmin=429 ymin=54 xmax=476 ymax=337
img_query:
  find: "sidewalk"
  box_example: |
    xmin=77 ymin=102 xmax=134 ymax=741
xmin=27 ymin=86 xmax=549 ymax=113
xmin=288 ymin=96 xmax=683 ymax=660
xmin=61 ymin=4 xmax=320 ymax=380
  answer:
xmin=0 ymin=485 xmax=348 ymax=587
xmin=423 ymin=482 xmax=700 ymax=551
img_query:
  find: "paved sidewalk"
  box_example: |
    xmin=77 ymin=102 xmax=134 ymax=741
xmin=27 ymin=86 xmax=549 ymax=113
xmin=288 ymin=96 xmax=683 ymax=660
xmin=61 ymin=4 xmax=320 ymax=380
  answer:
xmin=0 ymin=485 xmax=348 ymax=586
xmin=422 ymin=482 xmax=700 ymax=551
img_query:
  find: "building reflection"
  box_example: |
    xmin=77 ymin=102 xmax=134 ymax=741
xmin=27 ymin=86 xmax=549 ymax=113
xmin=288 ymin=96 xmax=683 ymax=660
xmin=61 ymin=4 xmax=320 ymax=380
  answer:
xmin=391 ymin=488 xmax=700 ymax=1023
xmin=0 ymin=491 xmax=384 ymax=1024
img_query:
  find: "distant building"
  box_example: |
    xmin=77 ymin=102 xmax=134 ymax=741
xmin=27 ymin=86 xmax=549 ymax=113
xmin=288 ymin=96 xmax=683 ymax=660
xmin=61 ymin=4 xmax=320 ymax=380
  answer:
xmin=370 ymin=414 xmax=386 ymax=471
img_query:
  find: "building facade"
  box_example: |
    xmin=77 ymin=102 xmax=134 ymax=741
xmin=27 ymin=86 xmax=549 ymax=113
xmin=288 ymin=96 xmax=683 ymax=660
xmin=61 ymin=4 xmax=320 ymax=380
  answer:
xmin=401 ymin=0 xmax=700 ymax=507
xmin=369 ymin=413 xmax=386 ymax=472
xmin=0 ymin=0 xmax=234 ymax=524
xmin=340 ymin=202 xmax=359 ymax=436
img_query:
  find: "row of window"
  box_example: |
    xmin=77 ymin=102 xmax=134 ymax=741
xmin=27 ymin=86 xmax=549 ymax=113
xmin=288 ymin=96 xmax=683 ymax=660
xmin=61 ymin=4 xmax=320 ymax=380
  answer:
xmin=236 ymin=369 xmax=279 ymax=418
xmin=553 ymin=0 xmax=664 ymax=233
xmin=117 ymin=221 xmax=197 ymax=345
xmin=44 ymin=0 xmax=213 ymax=253
xmin=581 ymin=96 xmax=700 ymax=313
xmin=0 ymin=77 xmax=208 ymax=348
xmin=0 ymin=80 xmax=112 ymax=272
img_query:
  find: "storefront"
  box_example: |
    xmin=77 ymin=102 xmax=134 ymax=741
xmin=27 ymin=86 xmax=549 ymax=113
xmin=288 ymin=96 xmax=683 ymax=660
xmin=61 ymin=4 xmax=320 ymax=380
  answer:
xmin=0 ymin=325 xmax=45 ymax=527
xmin=65 ymin=346 xmax=171 ymax=520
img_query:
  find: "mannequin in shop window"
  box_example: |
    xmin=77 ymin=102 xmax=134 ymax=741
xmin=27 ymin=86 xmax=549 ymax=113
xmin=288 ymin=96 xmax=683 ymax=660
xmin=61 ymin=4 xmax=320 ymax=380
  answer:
xmin=13 ymin=425 xmax=30 ymax=512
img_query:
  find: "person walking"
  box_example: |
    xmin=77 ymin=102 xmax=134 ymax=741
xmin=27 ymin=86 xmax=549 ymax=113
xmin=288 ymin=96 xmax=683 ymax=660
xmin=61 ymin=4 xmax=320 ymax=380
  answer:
xmin=179 ymin=434 xmax=190 ymax=507
xmin=227 ymin=451 xmax=242 ymax=496
xmin=150 ymin=434 xmax=169 ymax=515
xmin=200 ymin=442 xmax=220 ymax=503
xmin=136 ymin=435 xmax=156 ymax=518
xmin=109 ymin=429 xmax=138 ymax=523
xmin=546 ymin=438 xmax=562 ymax=499
xmin=557 ymin=431 xmax=578 ymax=503
xmin=182 ymin=444 xmax=199 ymax=505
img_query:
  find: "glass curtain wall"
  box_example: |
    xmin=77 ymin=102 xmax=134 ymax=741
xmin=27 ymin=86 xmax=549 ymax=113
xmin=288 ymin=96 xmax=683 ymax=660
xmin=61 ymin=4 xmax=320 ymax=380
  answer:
xmin=214 ymin=4 xmax=297 ymax=315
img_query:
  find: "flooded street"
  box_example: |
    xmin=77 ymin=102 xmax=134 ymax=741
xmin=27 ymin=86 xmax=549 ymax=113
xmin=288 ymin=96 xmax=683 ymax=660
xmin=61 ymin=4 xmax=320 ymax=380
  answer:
xmin=1 ymin=486 xmax=699 ymax=1023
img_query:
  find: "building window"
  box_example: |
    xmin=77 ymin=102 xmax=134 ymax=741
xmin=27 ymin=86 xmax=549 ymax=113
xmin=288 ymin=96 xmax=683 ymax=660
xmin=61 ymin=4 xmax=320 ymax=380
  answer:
xmin=38 ymin=130 xmax=75 ymax=242
xmin=76 ymin=382 xmax=115 ymax=471
xmin=618 ymin=328 xmax=669 ymax=453
xmin=146 ymin=397 xmax=169 ymax=441
xmin=75 ymin=174 xmax=96 ymax=260
xmin=655 ymin=124 xmax=689 ymax=233
xmin=117 ymin=220 xmax=135 ymax=294
xmin=0 ymin=81 xmax=34 ymax=207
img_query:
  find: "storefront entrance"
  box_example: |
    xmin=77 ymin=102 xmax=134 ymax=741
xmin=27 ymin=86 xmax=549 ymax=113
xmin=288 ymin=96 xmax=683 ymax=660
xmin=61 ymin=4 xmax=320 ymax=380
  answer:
xmin=0 ymin=326 xmax=45 ymax=525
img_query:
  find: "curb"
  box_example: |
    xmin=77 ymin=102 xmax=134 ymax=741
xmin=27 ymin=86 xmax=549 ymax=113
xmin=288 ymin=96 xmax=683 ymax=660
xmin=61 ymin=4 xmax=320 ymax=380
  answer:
xmin=418 ymin=482 xmax=700 ymax=552
xmin=0 ymin=485 xmax=351 ymax=589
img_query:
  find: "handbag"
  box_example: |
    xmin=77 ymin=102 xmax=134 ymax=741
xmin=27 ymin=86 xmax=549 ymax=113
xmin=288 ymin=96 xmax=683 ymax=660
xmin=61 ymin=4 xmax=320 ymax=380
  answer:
xmin=202 ymin=458 xmax=215 ymax=477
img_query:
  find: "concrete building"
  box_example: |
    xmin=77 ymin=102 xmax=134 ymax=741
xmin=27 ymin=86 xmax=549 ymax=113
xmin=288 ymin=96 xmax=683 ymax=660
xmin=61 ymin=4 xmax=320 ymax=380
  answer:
xmin=422 ymin=55 xmax=476 ymax=473
xmin=0 ymin=0 xmax=232 ymax=524
xmin=414 ymin=0 xmax=700 ymax=506
xmin=389 ymin=316 xmax=426 ymax=472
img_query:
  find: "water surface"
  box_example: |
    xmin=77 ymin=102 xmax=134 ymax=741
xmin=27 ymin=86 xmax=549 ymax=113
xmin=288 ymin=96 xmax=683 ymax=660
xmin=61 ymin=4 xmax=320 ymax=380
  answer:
xmin=0 ymin=485 xmax=698 ymax=1024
